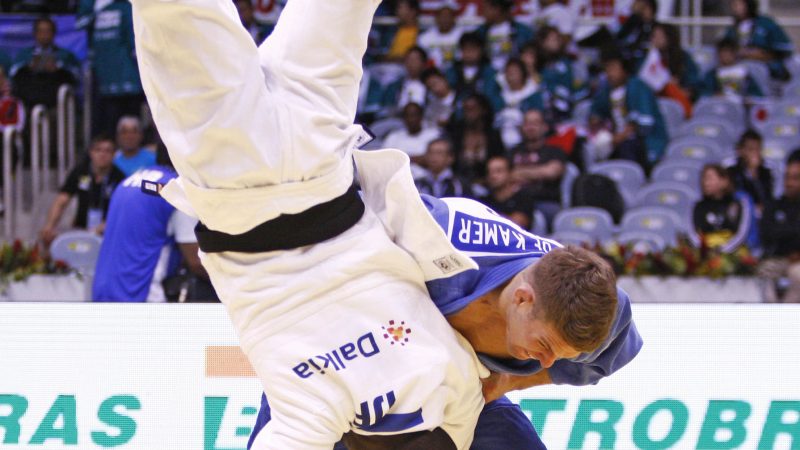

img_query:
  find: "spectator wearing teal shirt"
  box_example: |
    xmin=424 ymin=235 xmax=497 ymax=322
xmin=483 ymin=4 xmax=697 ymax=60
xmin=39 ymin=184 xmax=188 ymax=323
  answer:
xmin=724 ymin=0 xmax=794 ymax=81
xmin=112 ymin=116 xmax=155 ymax=176
xmin=9 ymin=17 xmax=80 ymax=108
xmin=89 ymin=0 xmax=145 ymax=135
xmin=475 ymin=0 xmax=534 ymax=71
xmin=446 ymin=32 xmax=504 ymax=114
xmin=590 ymin=50 xmax=668 ymax=172
xmin=701 ymin=38 xmax=764 ymax=101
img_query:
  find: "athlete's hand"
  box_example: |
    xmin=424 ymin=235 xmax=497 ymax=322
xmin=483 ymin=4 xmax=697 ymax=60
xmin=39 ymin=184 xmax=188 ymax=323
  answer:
xmin=481 ymin=372 xmax=516 ymax=403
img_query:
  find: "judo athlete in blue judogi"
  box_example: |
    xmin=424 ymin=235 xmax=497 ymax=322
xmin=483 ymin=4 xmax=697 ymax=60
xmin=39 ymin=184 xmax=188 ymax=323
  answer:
xmin=249 ymin=195 xmax=643 ymax=449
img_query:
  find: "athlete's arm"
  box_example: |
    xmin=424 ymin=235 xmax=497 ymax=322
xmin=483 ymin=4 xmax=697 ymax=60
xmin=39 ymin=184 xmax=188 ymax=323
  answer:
xmin=481 ymin=369 xmax=551 ymax=403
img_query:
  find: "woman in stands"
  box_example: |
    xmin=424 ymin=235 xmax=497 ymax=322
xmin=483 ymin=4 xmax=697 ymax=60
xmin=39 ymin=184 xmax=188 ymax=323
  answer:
xmin=725 ymin=0 xmax=794 ymax=81
xmin=692 ymin=164 xmax=753 ymax=253
xmin=644 ymin=23 xmax=701 ymax=116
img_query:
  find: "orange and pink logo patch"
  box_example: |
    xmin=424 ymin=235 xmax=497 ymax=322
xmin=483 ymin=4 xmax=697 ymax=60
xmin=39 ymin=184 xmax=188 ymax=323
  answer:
xmin=382 ymin=320 xmax=411 ymax=346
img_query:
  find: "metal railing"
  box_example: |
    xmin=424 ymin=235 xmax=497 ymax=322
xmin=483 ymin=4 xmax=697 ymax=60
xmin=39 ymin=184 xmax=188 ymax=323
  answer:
xmin=57 ymin=84 xmax=76 ymax=187
xmin=30 ymin=104 xmax=51 ymax=210
xmin=2 ymin=126 xmax=22 ymax=240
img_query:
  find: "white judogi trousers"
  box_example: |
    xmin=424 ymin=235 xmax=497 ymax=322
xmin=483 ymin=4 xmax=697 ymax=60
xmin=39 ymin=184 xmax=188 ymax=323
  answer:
xmin=131 ymin=0 xmax=485 ymax=448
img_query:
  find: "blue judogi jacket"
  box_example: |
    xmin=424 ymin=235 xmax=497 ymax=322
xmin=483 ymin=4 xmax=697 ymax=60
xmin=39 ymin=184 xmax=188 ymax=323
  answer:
xmin=423 ymin=195 xmax=642 ymax=385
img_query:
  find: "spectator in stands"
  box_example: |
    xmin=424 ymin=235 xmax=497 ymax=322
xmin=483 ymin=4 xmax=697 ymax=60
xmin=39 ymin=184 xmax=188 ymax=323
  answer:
xmin=9 ymin=17 xmax=79 ymax=109
xmin=790 ymin=149 xmax=800 ymax=164
xmin=418 ymin=0 xmax=463 ymax=70
xmin=93 ymin=142 xmax=207 ymax=302
xmin=590 ymin=49 xmax=668 ymax=172
xmin=616 ymin=0 xmax=658 ymax=67
xmin=701 ymin=38 xmax=764 ymax=102
xmin=510 ymin=108 xmax=567 ymax=227
xmin=446 ymin=93 xmax=504 ymax=180
xmin=382 ymin=46 xmax=429 ymax=115
xmin=383 ymin=102 xmax=441 ymax=167
xmin=235 ymin=0 xmax=270 ymax=43
xmin=384 ymin=0 xmax=422 ymax=62
xmin=538 ymin=25 xmax=578 ymax=123
xmin=113 ymin=116 xmax=156 ymax=176
xmin=726 ymin=129 xmax=774 ymax=214
xmin=423 ymin=68 xmax=457 ymax=127
xmin=692 ymin=163 xmax=752 ymax=252
xmin=0 ymin=67 xmax=25 ymax=132
xmin=640 ymin=23 xmax=700 ymax=115
xmin=496 ymin=58 xmax=540 ymax=148
xmin=39 ymin=134 xmax=126 ymax=247
xmin=475 ymin=0 xmax=534 ymax=71
xmin=414 ymin=138 xmax=473 ymax=198
xmin=534 ymin=0 xmax=575 ymax=42
xmin=481 ymin=154 xmax=536 ymax=230
xmin=90 ymin=0 xmax=145 ymax=136
xmin=446 ymin=32 xmax=503 ymax=112
xmin=759 ymin=159 xmax=800 ymax=302
xmin=725 ymin=0 xmax=793 ymax=81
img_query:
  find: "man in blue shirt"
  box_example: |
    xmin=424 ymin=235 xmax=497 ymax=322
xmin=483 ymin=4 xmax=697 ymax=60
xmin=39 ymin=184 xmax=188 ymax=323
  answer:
xmin=112 ymin=115 xmax=155 ymax=176
xmin=93 ymin=142 xmax=203 ymax=302
xmin=249 ymin=195 xmax=642 ymax=449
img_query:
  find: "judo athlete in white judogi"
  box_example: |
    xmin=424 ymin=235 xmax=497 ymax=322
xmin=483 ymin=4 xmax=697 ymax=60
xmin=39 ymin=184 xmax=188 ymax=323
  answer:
xmin=131 ymin=0 xmax=488 ymax=448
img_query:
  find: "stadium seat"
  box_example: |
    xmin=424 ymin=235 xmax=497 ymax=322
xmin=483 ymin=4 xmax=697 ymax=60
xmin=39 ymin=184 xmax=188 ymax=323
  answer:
xmin=634 ymin=181 xmax=700 ymax=217
xmin=664 ymin=135 xmax=725 ymax=164
xmin=552 ymin=207 xmax=615 ymax=243
xmin=589 ymin=159 xmax=646 ymax=207
xmin=531 ymin=209 xmax=548 ymax=237
xmin=675 ymin=117 xmax=738 ymax=147
xmin=621 ymin=206 xmax=685 ymax=245
xmin=547 ymin=230 xmax=595 ymax=247
xmin=759 ymin=118 xmax=800 ymax=142
xmin=783 ymin=79 xmax=800 ymax=98
xmin=693 ymin=98 xmax=746 ymax=130
xmin=615 ymin=230 xmax=668 ymax=253
xmin=49 ymin=231 xmax=103 ymax=275
xmin=744 ymin=61 xmax=772 ymax=96
xmin=651 ymin=160 xmax=702 ymax=193
xmin=560 ymin=162 xmax=581 ymax=208
xmin=763 ymin=139 xmax=793 ymax=166
xmin=658 ymin=97 xmax=686 ymax=137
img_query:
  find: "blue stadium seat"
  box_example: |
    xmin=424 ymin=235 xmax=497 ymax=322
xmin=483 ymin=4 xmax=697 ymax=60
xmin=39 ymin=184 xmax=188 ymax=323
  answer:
xmin=552 ymin=207 xmax=615 ymax=243
xmin=547 ymin=230 xmax=595 ymax=247
xmin=560 ymin=162 xmax=581 ymax=208
xmin=651 ymin=160 xmax=703 ymax=194
xmin=621 ymin=206 xmax=686 ymax=245
xmin=658 ymin=97 xmax=686 ymax=137
xmin=664 ymin=135 xmax=726 ymax=164
xmin=49 ymin=231 xmax=103 ymax=275
xmin=589 ymin=159 xmax=646 ymax=207
xmin=675 ymin=117 xmax=738 ymax=147
xmin=615 ymin=230 xmax=668 ymax=253
xmin=634 ymin=181 xmax=700 ymax=218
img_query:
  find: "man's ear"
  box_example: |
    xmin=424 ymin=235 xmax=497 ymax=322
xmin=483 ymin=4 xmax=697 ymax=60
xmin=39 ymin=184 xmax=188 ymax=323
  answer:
xmin=513 ymin=281 xmax=535 ymax=308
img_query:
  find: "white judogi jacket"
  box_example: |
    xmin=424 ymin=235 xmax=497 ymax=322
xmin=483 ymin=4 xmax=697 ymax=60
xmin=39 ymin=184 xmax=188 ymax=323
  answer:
xmin=132 ymin=0 xmax=486 ymax=448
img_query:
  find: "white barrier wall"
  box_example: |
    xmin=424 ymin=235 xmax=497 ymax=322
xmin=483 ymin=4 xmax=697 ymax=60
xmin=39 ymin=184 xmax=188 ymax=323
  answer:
xmin=0 ymin=304 xmax=798 ymax=450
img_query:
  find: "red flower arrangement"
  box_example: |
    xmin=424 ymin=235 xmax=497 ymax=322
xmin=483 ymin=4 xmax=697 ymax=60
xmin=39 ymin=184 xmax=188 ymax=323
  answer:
xmin=0 ymin=240 xmax=72 ymax=286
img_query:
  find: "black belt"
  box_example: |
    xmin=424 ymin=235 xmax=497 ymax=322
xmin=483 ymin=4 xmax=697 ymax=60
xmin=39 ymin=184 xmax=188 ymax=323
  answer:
xmin=195 ymin=184 xmax=364 ymax=253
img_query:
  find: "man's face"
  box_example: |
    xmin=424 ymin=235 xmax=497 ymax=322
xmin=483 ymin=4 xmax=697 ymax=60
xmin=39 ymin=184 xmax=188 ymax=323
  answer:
xmin=604 ymin=60 xmax=627 ymax=88
xmin=731 ymin=0 xmax=748 ymax=20
xmin=117 ymin=124 xmax=143 ymax=152
xmin=89 ymin=140 xmax=115 ymax=170
xmin=521 ymin=110 xmax=548 ymax=142
xmin=651 ymin=27 xmax=668 ymax=50
xmin=502 ymin=274 xmax=581 ymax=368
xmin=784 ymin=163 xmax=800 ymax=199
xmin=481 ymin=2 xmax=503 ymax=24
xmin=404 ymin=51 xmax=426 ymax=78
xmin=737 ymin=138 xmax=762 ymax=168
xmin=396 ymin=1 xmax=417 ymax=23
xmin=435 ymin=8 xmax=457 ymax=33
xmin=486 ymin=157 xmax=511 ymax=189
xmin=541 ymin=31 xmax=562 ymax=55
xmin=425 ymin=74 xmax=451 ymax=98
xmin=461 ymin=43 xmax=483 ymax=65
xmin=402 ymin=104 xmax=424 ymax=133
xmin=34 ymin=21 xmax=55 ymax=47
xmin=425 ymin=141 xmax=453 ymax=174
